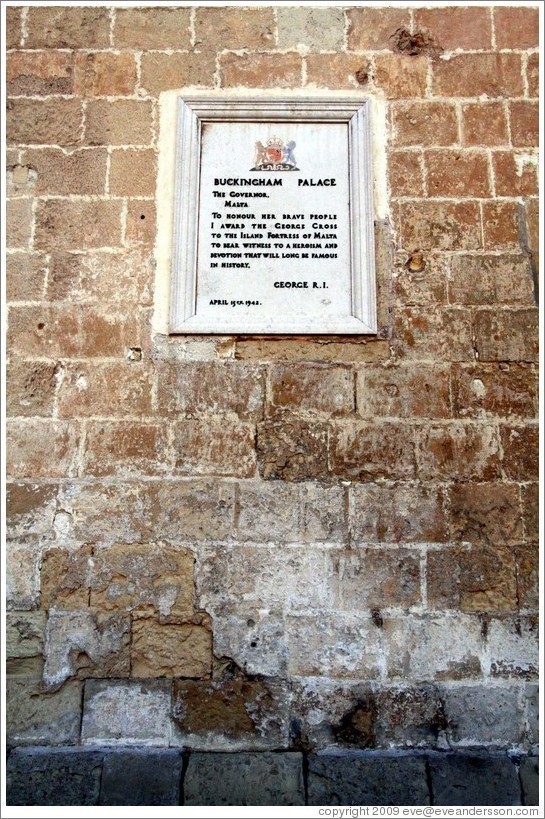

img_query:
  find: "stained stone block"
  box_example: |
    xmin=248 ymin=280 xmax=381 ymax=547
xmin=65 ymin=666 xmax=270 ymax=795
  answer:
xmin=429 ymin=753 xmax=521 ymax=806
xmin=307 ymin=753 xmax=429 ymax=806
xmin=6 ymin=748 xmax=103 ymax=806
xmin=184 ymin=752 xmax=304 ymax=806
xmin=100 ymin=750 xmax=183 ymax=805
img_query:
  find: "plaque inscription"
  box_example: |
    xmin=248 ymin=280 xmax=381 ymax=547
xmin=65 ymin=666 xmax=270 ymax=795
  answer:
xmin=171 ymin=98 xmax=376 ymax=334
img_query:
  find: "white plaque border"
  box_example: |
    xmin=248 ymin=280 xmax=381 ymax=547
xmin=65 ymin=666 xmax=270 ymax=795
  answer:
xmin=171 ymin=97 xmax=376 ymax=335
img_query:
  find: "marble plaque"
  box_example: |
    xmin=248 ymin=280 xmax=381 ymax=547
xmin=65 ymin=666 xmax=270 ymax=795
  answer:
xmin=171 ymin=98 xmax=376 ymax=334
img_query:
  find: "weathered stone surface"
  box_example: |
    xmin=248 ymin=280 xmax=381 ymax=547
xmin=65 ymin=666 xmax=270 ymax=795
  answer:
xmin=6 ymin=680 xmax=82 ymax=746
xmin=333 ymin=548 xmax=421 ymax=611
xmin=235 ymin=481 xmax=344 ymax=543
xmin=330 ymin=421 xmax=416 ymax=480
xmin=74 ymin=51 xmax=137 ymax=97
xmin=444 ymin=686 xmax=522 ymax=748
xmin=427 ymin=543 xmax=517 ymax=613
xmin=449 ymin=255 xmax=534 ymax=306
xmin=208 ymin=608 xmax=287 ymax=678
xmin=235 ymin=337 xmax=389 ymax=363
xmin=172 ymin=676 xmax=290 ymax=750
xmin=172 ymin=419 xmax=256 ymax=478
xmin=6 ymin=251 xmax=47 ymax=301
xmin=151 ymin=480 xmax=235 ymax=542
xmin=500 ymin=424 xmax=538 ymax=480
xmin=377 ymin=687 xmax=448 ymax=749
xmin=90 ymin=543 xmax=195 ymax=616
xmin=392 ymin=306 xmax=474 ymax=361
xmin=140 ymin=51 xmax=216 ymax=95
xmin=257 ymin=419 xmax=329 ymax=480
xmin=277 ymin=7 xmax=344 ymax=50
xmin=399 ymin=202 xmax=482 ymax=251
xmin=449 ymin=482 xmax=523 ymax=546
xmin=451 ymin=363 xmax=538 ymax=420
xmin=7 ymin=358 xmax=59 ymax=418
xmin=519 ymin=756 xmax=539 ymax=806
xmin=83 ymin=421 xmax=169 ymax=478
xmin=357 ymin=364 xmax=451 ymax=418
xmin=514 ymin=543 xmax=538 ymax=611
xmin=114 ymin=6 xmax=191 ymax=48
xmin=26 ymin=6 xmax=110 ymax=48
xmin=7 ymin=419 xmax=80 ymax=479
xmin=6 ymin=483 xmax=57 ymax=538
xmin=347 ymin=6 xmax=410 ymax=50
xmin=41 ymin=545 xmax=92 ymax=610
xmin=81 ymin=680 xmax=171 ymax=746
xmin=350 ymin=482 xmax=448 ymax=543
xmin=131 ymin=617 xmax=212 ymax=679
xmin=157 ymin=360 xmax=265 ymax=420
xmin=7 ymin=197 xmax=32 ymax=249
xmin=184 ymin=752 xmax=304 ymax=806
xmin=43 ymin=609 xmax=131 ymax=687
xmin=523 ymin=683 xmax=539 ymax=751
xmin=474 ymin=309 xmax=539 ymax=363
xmin=197 ymin=543 xmax=336 ymax=615
xmin=35 ymin=200 xmax=123 ymax=252
xmin=6 ymin=610 xmax=46 ymax=662
xmin=429 ymin=753 xmax=521 ymax=806
xmin=486 ymin=616 xmax=538 ymax=679
xmin=6 ymin=537 xmax=42 ymax=610
xmin=57 ymin=481 xmax=157 ymax=547
xmin=268 ymin=363 xmax=353 ymax=416
xmin=416 ymin=423 xmax=501 ymax=481
xmin=286 ymin=614 xmax=382 ymax=678
xmin=308 ymin=754 xmax=429 ymax=806
xmin=6 ymin=748 xmax=102 ymax=806
xmin=109 ymin=148 xmax=157 ymax=196
xmin=7 ymin=50 xmax=75 ymax=95
xmin=383 ymin=615 xmax=482 ymax=681
xmin=99 ymin=750 xmax=183 ymax=806
xmin=84 ymin=98 xmax=153 ymax=146
xmin=194 ymin=6 xmax=275 ymax=51
xmin=7 ymin=97 xmax=82 ymax=146
xmin=23 ymin=147 xmax=108 ymax=196
xmin=57 ymin=360 xmax=153 ymax=418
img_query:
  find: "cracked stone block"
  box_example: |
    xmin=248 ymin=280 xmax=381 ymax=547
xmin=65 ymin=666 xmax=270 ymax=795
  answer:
xmin=184 ymin=752 xmax=304 ymax=806
xmin=307 ymin=753 xmax=429 ymax=805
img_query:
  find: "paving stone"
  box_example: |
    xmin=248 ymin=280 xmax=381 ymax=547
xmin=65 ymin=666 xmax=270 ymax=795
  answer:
xmin=519 ymin=756 xmax=539 ymax=806
xmin=307 ymin=753 xmax=429 ymax=805
xmin=184 ymin=752 xmax=304 ymax=806
xmin=100 ymin=750 xmax=183 ymax=805
xmin=429 ymin=753 xmax=521 ymax=806
xmin=6 ymin=748 xmax=103 ymax=806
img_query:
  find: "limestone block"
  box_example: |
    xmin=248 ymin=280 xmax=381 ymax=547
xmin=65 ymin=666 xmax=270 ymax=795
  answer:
xmin=487 ymin=616 xmax=539 ymax=679
xmin=333 ymin=547 xmax=421 ymax=611
xmin=429 ymin=753 xmax=521 ymax=806
xmin=383 ymin=615 xmax=483 ymax=681
xmin=277 ymin=7 xmax=345 ymax=51
xmin=286 ymin=613 xmax=382 ymax=678
xmin=6 ymin=748 xmax=102 ymax=806
xmin=90 ymin=542 xmax=195 ymax=616
xmin=6 ymin=536 xmax=42 ymax=610
xmin=184 ymin=752 xmax=304 ymax=806
xmin=209 ymin=608 xmax=287 ymax=677
xmin=307 ymin=753 xmax=429 ymax=805
xmin=196 ymin=543 xmax=337 ymax=614
xmin=131 ymin=617 xmax=212 ymax=679
xmin=6 ymin=611 xmax=46 ymax=677
xmin=41 ymin=544 xmax=92 ymax=610
xmin=171 ymin=677 xmax=290 ymax=750
xmin=43 ymin=609 xmax=130 ymax=687
xmin=6 ymin=680 xmax=82 ymax=746
xmin=81 ymin=680 xmax=171 ymax=746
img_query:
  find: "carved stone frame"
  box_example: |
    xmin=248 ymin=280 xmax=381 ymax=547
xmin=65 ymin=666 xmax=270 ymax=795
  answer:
xmin=171 ymin=96 xmax=376 ymax=334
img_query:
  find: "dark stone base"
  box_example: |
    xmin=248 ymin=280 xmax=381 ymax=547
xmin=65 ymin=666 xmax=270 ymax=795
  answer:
xmin=5 ymin=747 xmax=539 ymax=807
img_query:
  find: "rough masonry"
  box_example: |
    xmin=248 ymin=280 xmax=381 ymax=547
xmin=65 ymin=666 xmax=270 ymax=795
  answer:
xmin=6 ymin=4 xmax=539 ymax=794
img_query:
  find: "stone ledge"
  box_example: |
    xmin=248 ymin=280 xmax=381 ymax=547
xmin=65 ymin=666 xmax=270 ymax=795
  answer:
xmin=5 ymin=747 xmax=538 ymax=807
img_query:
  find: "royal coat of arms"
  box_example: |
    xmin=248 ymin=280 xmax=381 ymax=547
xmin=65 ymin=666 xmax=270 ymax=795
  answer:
xmin=251 ymin=136 xmax=299 ymax=171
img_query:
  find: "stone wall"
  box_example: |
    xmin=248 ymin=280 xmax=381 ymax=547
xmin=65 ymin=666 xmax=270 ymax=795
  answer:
xmin=6 ymin=5 xmax=539 ymax=754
